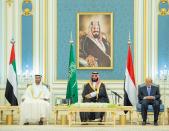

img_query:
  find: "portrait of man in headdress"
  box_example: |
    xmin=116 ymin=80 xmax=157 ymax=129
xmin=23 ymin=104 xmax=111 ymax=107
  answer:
xmin=77 ymin=12 xmax=113 ymax=69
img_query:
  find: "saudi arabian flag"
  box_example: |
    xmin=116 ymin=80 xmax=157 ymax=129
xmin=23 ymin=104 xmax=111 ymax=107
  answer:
xmin=66 ymin=42 xmax=78 ymax=104
xmin=5 ymin=41 xmax=18 ymax=106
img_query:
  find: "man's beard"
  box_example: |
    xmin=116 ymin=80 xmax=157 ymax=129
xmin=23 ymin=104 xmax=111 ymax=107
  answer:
xmin=35 ymin=81 xmax=41 ymax=85
xmin=91 ymin=78 xmax=98 ymax=82
xmin=92 ymin=32 xmax=99 ymax=38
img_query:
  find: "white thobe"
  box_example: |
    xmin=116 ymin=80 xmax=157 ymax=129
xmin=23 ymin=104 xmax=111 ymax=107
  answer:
xmin=20 ymin=84 xmax=51 ymax=124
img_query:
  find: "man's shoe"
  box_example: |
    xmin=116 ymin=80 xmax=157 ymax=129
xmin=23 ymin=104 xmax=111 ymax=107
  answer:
xmin=24 ymin=122 xmax=29 ymax=125
xmin=91 ymin=119 xmax=100 ymax=122
xmin=39 ymin=120 xmax=43 ymax=125
xmin=142 ymin=121 xmax=146 ymax=125
xmin=154 ymin=121 xmax=158 ymax=126
xmin=81 ymin=123 xmax=88 ymax=125
xmin=98 ymin=122 xmax=104 ymax=125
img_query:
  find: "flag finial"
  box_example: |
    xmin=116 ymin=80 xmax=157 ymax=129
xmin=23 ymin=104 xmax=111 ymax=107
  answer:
xmin=10 ymin=38 xmax=15 ymax=45
xmin=69 ymin=31 xmax=74 ymax=43
xmin=128 ymin=32 xmax=131 ymax=45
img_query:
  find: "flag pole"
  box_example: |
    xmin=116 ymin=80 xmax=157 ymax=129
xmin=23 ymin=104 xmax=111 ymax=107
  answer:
xmin=69 ymin=31 xmax=74 ymax=44
xmin=128 ymin=32 xmax=131 ymax=45
xmin=10 ymin=38 xmax=15 ymax=45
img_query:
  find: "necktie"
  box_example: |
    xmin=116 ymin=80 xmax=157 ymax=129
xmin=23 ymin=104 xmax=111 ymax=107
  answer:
xmin=147 ymin=87 xmax=151 ymax=96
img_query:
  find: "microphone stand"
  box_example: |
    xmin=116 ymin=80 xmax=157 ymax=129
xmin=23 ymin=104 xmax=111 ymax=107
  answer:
xmin=111 ymin=91 xmax=122 ymax=105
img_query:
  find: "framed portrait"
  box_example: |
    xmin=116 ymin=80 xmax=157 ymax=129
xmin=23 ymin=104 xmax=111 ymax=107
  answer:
xmin=77 ymin=12 xmax=113 ymax=69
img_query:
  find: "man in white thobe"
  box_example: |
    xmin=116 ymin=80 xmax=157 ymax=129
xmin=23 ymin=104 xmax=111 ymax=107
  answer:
xmin=20 ymin=75 xmax=50 ymax=125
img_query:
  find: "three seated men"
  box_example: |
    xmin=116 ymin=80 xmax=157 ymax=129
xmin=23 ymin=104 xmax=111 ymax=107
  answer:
xmin=19 ymin=74 xmax=161 ymax=126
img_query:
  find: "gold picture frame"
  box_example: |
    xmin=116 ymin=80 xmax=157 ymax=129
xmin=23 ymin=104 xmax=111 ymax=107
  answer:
xmin=77 ymin=12 xmax=113 ymax=69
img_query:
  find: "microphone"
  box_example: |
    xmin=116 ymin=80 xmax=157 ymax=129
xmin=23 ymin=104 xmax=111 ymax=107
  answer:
xmin=111 ymin=90 xmax=122 ymax=105
xmin=111 ymin=91 xmax=122 ymax=99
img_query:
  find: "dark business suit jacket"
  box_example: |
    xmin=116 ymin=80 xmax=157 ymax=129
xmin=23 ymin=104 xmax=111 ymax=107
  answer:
xmin=138 ymin=84 xmax=161 ymax=104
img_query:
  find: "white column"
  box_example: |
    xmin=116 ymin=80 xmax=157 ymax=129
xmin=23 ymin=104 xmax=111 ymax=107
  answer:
xmin=6 ymin=1 xmax=14 ymax=64
xmin=42 ymin=0 xmax=46 ymax=82
xmin=0 ymin=1 xmax=1 ymax=81
xmin=53 ymin=0 xmax=57 ymax=83
xmin=143 ymin=0 xmax=159 ymax=81
xmin=146 ymin=0 xmax=151 ymax=78
xmin=39 ymin=0 xmax=43 ymax=76
xmin=47 ymin=0 xmax=54 ymax=84
xmin=151 ymin=0 xmax=159 ymax=81
xmin=42 ymin=0 xmax=50 ymax=83
xmin=1 ymin=1 xmax=14 ymax=85
xmin=135 ymin=0 xmax=144 ymax=85
xmin=13 ymin=0 xmax=22 ymax=75
xmin=0 ymin=0 xmax=3 ymax=85
xmin=143 ymin=0 xmax=153 ymax=78
xmin=33 ymin=0 xmax=40 ymax=74
xmin=1 ymin=1 xmax=6 ymax=85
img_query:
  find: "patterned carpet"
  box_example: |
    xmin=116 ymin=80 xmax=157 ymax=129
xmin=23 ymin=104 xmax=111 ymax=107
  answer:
xmin=0 ymin=125 xmax=169 ymax=131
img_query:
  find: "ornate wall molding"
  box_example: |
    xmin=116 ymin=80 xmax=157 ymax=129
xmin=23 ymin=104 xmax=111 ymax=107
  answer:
xmin=52 ymin=0 xmax=135 ymax=83
xmin=0 ymin=0 xmax=157 ymax=89
xmin=134 ymin=0 xmax=144 ymax=84
xmin=159 ymin=0 xmax=169 ymax=15
xmin=142 ymin=0 xmax=159 ymax=82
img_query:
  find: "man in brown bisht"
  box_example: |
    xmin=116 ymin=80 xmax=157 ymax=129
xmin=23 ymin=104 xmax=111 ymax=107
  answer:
xmin=80 ymin=72 xmax=109 ymax=123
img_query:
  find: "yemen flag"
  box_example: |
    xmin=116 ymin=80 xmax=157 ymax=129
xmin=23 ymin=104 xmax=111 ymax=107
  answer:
xmin=5 ymin=41 xmax=18 ymax=106
xmin=124 ymin=40 xmax=137 ymax=106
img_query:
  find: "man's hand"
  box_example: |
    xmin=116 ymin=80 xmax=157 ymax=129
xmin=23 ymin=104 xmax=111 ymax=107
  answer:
xmin=43 ymin=98 xmax=49 ymax=101
xmin=90 ymin=92 xmax=97 ymax=97
xmin=40 ymin=98 xmax=49 ymax=101
xmin=144 ymin=96 xmax=155 ymax=100
xmin=22 ymin=98 xmax=25 ymax=102
xmin=86 ymin=55 xmax=97 ymax=67
xmin=85 ymin=94 xmax=92 ymax=99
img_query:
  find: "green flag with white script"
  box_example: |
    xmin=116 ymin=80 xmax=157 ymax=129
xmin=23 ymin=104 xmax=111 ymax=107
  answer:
xmin=66 ymin=43 xmax=78 ymax=104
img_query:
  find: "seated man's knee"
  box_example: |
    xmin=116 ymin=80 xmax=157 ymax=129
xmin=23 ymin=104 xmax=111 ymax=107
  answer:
xmin=153 ymin=100 xmax=160 ymax=107
xmin=141 ymin=100 xmax=148 ymax=107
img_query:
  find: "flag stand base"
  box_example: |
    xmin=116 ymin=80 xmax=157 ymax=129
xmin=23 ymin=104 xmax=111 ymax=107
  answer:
xmin=60 ymin=115 xmax=68 ymax=125
xmin=6 ymin=115 xmax=13 ymax=125
xmin=119 ymin=114 xmax=126 ymax=125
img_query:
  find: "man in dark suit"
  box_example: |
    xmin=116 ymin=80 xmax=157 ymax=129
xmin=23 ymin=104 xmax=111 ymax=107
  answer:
xmin=138 ymin=78 xmax=161 ymax=126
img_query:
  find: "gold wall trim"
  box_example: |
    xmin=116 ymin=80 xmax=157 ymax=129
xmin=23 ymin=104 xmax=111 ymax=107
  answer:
xmin=43 ymin=0 xmax=47 ymax=83
xmin=143 ymin=0 xmax=147 ymax=79
xmin=5 ymin=1 xmax=7 ymax=78
xmin=76 ymin=12 xmax=113 ymax=70
xmin=54 ymin=0 xmax=57 ymax=82
xmin=20 ymin=0 xmax=22 ymax=73
xmin=6 ymin=0 xmax=13 ymax=7
xmin=39 ymin=0 xmax=40 ymax=76
xmin=159 ymin=0 xmax=169 ymax=15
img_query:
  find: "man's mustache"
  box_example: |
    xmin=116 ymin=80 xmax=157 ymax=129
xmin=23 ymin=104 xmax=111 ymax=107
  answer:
xmin=93 ymin=31 xmax=99 ymax=33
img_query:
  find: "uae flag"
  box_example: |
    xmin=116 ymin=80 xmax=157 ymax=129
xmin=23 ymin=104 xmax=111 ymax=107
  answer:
xmin=5 ymin=40 xmax=18 ymax=106
xmin=124 ymin=39 xmax=137 ymax=106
